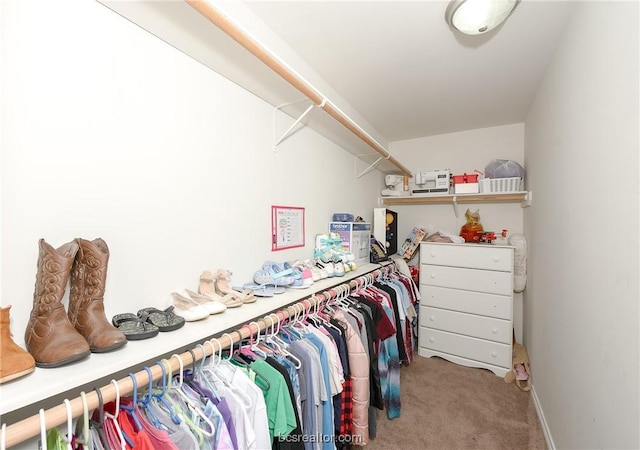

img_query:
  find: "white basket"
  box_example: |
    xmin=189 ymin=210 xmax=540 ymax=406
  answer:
xmin=479 ymin=177 xmax=523 ymax=193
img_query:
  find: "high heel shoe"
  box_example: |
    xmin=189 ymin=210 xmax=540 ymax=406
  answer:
xmin=215 ymin=269 xmax=256 ymax=304
xmin=199 ymin=271 xmax=244 ymax=308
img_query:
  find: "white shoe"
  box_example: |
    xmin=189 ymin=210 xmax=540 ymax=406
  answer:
xmin=168 ymin=292 xmax=210 ymax=321
xmin=183 ymin=289 xmax=227 ymax=315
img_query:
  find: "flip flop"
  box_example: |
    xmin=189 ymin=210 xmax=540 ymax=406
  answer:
xmin=112 ymin=312 xmax=160 ymax=340
xmin=137 ymin=306 xmax=186 ymax=332
xmin=241 ymin=283 xmax=284 ymax=297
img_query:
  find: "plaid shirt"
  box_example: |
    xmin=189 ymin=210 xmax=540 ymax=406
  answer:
xmin=338 ymin=377 xmax=353 ymax=447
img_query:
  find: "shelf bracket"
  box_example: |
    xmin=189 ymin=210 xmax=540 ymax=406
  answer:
xmin=355 ymin=156 xmax=383 ymax=179
xmin=521 ymin=191 xmax=533 ymax=207
xmin=273 ymin=98 xmax=326 ymax=151
xmin=353 ymin=148 xmax=392 ymax=179
xmin=452 ymin=195 xmax=459 ymax=217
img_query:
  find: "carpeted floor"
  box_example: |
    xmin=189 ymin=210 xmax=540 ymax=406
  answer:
xmin=356 ymin=355 xmax=547 ymax=450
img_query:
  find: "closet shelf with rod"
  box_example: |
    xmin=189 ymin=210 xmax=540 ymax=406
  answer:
xmin=98 ymin=0 xmax=411 ymax=177
xmin=1 ymin=262 xmax=396 ymax=448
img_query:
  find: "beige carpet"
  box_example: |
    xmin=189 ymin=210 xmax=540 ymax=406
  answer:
xmin=356 ymin=355 xmax=547 ymax=450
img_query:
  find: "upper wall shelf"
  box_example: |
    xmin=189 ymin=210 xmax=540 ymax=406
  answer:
xmin=99 ymin=0 xmax=411 ymax=176
xmin=381 ymin=191 xmax=531 ymax=206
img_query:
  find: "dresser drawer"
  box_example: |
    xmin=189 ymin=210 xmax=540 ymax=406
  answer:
xmin=420 ymin=285 xmax=511 ymax=319
xmin=421 ymin=243 xmax=513 ymax=272
xmin=419 ymin=328 xmax=511 ymax=368
xmin=420 ymin=306 xmax=511 ymax=343
xmin=421 ymin=265 xmax=513 ymax=296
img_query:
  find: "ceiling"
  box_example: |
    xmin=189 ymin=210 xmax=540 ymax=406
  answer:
xmin=244 ymin=1 xmax=578 ymax=142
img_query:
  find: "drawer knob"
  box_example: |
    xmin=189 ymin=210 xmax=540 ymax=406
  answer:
xmin=491 ymin=328 xmax=498 ymax=334
xmin=430 ymin=273 xmax=436 ymax=279
xmin=491 ymin=351 xmax=497 ymax=357
xmin=493 ymin=256 xmax=500 ymax=262
xmin=429 ymin=337 xmax=435 ymax=343
xmin=429 ymin=316 xmax=435 ymax=321
xmin=431 ymin=252 xmax=436 ymax=257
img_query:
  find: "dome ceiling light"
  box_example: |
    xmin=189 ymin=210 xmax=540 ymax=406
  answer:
xmin=445 ymin=0 xmax=520 ymax=35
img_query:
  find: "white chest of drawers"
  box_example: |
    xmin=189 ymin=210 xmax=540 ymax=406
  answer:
xmin=418 ymin=242 xmax=514 ymax=377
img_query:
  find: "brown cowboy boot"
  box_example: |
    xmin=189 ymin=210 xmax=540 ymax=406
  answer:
xmin=0 ymin=305 xmax=36 ymax=383
xmin=25 ymin=239 xmax=91 ymax=368
xmin=68 ymin=238 xmax=126 ymax=353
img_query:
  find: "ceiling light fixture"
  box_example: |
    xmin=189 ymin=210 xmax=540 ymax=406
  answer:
xmin=445 ymin=0 xmax=520 ymax=35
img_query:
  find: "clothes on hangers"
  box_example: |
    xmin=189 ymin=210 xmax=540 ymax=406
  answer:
xmin=27 ymin=264 xmax=420 ymax=450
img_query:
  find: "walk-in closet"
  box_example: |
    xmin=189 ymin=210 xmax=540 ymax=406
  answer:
xmin=1 ymin=1 xmax=638 ymax=449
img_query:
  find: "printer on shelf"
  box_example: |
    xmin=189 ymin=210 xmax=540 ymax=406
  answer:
xmin=411 ymin=170 xmax=451 ymax=195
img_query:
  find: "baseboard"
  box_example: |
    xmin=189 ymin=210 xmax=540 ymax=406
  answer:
xmin=531 ymin=385 xmax=556 ymax=450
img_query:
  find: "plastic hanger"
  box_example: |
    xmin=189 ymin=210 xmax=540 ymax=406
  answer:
xmin=248 ymin=322 xmax=269 ymax=359
xmin=139 ymin=367 xmax=164 ymax=430
xmin=264 ymin=315 xmax=302 ymax=369
xmin=160 ymin=358 xmax=205 ymax=446
xmin=206 ymin=338 xmax=253 ymax=408
xmin=119 ymin=374 xmax=143 ymax=432
xmin=229 ymin=330 xmax=272 ymax=391
xmin=194 ymin=343 xmax=223 ymax=401
xmin=90 ymin=388 xmax=109 ymax=449
xmin=62 ymin=399 xmax=73 ymax=450
xmin=39 ymin=408 xmax=48 ymax=450
xmin=74 ymin=391 xmax=91 ymax=450
xmin=169 ymin=353 xmax=215 ymax=438
xmin=151 ymin=362 xmax=182 ymax=425
xmin=104 ymin=379 xmax=128 ymax=450
xmin=183 ymin=348 xmax=215 ymax=404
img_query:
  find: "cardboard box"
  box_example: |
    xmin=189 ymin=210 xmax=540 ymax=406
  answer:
xmin=329 ymin=222 xmax=371 ymax=265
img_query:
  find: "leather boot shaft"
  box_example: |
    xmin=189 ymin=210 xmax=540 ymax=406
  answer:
xmin=0 ymin=305 xmax=36 ymax=383
xmin=25 ymin=239 xmax=90 ymax=368
xmin=68 ymin=238 xmax=126 ymax=352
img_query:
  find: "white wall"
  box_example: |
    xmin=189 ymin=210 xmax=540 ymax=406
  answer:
xmin=389 ymin=123 xmax=525 ymax=243
xmin=524 ymin=2 xmax=639 ymax=449
xmin=1 ymin=0 xmax=382 ymax=364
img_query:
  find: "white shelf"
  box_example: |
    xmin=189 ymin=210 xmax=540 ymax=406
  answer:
xmin=0 ymin=263 xmax=388 ymax=417
xmin=381 ymin=191 xmax=531 ymax=206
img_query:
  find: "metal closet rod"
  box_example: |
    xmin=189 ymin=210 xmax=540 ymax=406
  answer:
xmin=184 ymin=0 xmax=412 ymax=177
xmin=2 ymin=264 xmax=393 ymax=448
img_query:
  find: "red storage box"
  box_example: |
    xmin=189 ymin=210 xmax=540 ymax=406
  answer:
xmin=452 ymin=173 xmax=479 ymax=184
xmin=452 ymin=173 xmax=479 ymax=194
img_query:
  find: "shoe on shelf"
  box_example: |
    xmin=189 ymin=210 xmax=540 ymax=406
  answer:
xmin=214 ymin=269 xmax=256 ymax=304
xmin=198 ymin=272 xmax=243 ymax=308
xmin=168 ymin=292 xmax=209 ymax=322
xmin=0 ymin=305 xmax=36 ymax=383
xmin=183 ymin=289 xmax=228 ymax=314
xmin=333 ymin=261 xmax=345 ymax=277
xmin=254 ymin=262 xmax=295 ymax=287
xmin=112 ymin=312 xmax=160 ymax=340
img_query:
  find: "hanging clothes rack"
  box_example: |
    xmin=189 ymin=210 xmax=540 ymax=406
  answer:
xmin=1 ymin=263 xmax=397 ymax=448
xmin=183 ymin=0 xmax=412 ymax=177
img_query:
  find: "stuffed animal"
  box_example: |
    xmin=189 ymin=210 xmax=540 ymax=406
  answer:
xmin=504 ymin=341 xmax=532 ymax=392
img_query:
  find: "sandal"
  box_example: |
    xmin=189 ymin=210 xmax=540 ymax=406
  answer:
xmin=215 ymin=269 xmax=256 ymax=304
xmin=241 ymin=283 xmax=285 ymax=297
xmin=112 ymin=312 xmax=160 ymax=340
xmin=137 ymin=306 xmax=186 ymax=331
xmin=199 ymin=271 xmax=244 ymax=308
